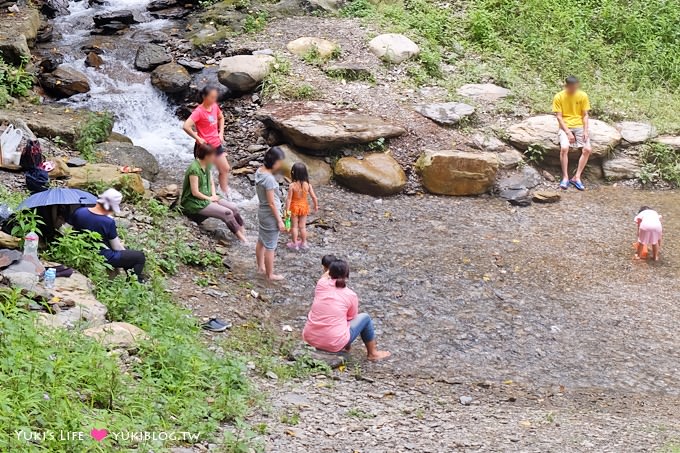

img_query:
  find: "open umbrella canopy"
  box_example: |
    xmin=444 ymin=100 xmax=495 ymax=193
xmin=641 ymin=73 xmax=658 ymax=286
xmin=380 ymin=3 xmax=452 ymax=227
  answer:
xmin=18 ymin=188 xmax=97 ymax=210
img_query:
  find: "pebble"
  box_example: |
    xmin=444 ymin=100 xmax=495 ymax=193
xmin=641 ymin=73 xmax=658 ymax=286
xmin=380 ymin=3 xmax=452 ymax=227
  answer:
xmin=459 ymin=396 xmax=473 ymax=405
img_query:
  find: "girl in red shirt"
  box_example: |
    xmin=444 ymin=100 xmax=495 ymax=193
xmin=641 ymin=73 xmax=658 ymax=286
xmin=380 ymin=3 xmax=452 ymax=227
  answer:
xmin=183 ymin=86 xmax=231 ymax=194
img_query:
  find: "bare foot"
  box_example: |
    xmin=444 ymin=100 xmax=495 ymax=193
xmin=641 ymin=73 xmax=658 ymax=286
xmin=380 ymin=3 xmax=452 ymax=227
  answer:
xmin=367 ymin=350 xmax=391 ymax=361
xmin=267 ymin=274 xmax=285 ymax=281
xmin=257 ymin=267 xmax=266 ymax=275
xmin=654 ymin=255 xmax=660 ymax=261
xmin=633 ymin=255 xmax=641 ymax=261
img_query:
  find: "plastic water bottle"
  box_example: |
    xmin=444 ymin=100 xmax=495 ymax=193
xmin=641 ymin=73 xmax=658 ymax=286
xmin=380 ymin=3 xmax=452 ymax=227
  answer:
xmin=44 ymin=268 xmax=56 ymax=290
xmin=23 ymin=232 xmax=39 ymax=258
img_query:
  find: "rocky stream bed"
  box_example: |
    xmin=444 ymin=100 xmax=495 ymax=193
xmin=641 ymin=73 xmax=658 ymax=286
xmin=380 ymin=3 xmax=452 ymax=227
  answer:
xmin=1 ymin=0 xmax=680 ymax=451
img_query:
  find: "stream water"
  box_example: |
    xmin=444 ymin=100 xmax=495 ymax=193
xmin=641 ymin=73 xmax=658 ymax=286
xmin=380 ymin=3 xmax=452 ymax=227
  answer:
xmin=233 ymin=186 xmax=680 ymax=395
xmin=48 ymin=0 xmax=193 ymax=163
xmin=45 ymin=1 xmax=680 ymax=396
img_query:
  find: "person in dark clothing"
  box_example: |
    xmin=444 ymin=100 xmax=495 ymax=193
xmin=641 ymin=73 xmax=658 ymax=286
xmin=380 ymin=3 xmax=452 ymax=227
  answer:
xmin=70 ymin=188 xmax=146 ymax=281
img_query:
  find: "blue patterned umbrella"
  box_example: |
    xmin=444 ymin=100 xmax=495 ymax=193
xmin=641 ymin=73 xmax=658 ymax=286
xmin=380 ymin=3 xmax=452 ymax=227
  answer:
xmin=18 ymin=188 xmax=97 ymax=210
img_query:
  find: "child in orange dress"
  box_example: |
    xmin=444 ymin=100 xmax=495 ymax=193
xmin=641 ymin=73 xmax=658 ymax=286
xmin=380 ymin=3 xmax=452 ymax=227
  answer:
xmin=285 ymin=163 xmax=319 ymax=250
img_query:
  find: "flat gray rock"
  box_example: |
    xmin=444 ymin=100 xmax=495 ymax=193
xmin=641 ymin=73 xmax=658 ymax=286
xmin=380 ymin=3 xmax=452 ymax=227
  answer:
xmin=415 ymin=102 xmax=474 ymax=125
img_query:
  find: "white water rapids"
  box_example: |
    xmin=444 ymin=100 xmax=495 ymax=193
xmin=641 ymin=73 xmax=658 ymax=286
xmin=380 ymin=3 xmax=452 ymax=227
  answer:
xmin=51 ymin=0 xmax=194 ymax=164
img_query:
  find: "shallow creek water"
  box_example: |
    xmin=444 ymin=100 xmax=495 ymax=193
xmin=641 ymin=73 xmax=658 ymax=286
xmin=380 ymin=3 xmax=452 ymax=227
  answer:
xmin=47 ymin=0 xmax=679 ymax=399
xmin=228 ymin=184 xmax=680 ymax=395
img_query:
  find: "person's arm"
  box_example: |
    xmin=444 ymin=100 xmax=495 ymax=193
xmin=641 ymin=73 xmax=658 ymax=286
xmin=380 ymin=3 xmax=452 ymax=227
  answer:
xmin=553 ymin=95 xmax=574 ymax=143
xmin=183 ymin=117 xmax=206 ymax=145
xmin=109 ymin=237 xmax=125 ymax=251
xmin=189 ymin=175 xmax=213 ymax=201
xmin=346 ymin=293 xmax=358 ymax=320
xmin=309 ymin=183 xmax=319 ymax=212
xmin=266 ymin=189 xmax=285 ymax=232
xmin=209 ymin=171 xmax=218 ymax=200
xmin=581 ymin=94 xmax=591 ymax=142
xmin=285 ymin=183 xmax=293 ymax=212
xmin=218 ymin=109 xmax=225 ymax=145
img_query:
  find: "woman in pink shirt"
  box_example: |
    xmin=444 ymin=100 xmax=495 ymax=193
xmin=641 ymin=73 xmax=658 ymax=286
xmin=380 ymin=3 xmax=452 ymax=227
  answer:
xmin=303 ymin=259 xmax=391 ymax=361
xmin=183 ymin=86 xmax=231 ymax=194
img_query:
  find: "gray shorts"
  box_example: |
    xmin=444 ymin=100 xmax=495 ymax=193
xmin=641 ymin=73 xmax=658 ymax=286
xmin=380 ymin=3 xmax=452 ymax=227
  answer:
xmin=558 ymin=128 xmax=591 ymax=149
xmin=258 ymin=228 xmax=279 ymax=250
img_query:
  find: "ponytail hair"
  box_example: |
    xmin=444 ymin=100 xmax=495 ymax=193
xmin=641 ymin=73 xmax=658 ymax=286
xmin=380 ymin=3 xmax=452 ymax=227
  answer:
xmin=329 ymin=260 xmax=349 ymax=288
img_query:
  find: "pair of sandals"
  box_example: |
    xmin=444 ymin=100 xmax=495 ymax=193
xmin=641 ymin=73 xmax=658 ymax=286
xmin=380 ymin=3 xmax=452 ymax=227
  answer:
xmin=560 ymin=179 xmax=585 ymax=191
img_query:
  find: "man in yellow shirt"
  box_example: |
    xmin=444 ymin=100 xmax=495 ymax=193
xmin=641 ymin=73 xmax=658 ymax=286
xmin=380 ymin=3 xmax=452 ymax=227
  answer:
xmin=552 ymin=76 xmax=591 ymax=190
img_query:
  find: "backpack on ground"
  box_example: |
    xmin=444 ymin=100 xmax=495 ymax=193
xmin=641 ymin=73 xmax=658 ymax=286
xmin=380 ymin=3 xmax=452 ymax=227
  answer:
xmin=25 ymin=168 xmax=49 ymax=194
xmin=20 ymin=139 xmax=44 ymax=170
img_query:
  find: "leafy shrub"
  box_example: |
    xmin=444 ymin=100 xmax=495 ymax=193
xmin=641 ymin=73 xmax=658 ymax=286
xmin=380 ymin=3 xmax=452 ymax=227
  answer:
xmin=0 ymin=56 xmax=33 ymax=106
xmin=75 ymin=112 xmax=114 ymax=162
xmin=10 ymin=209 xmax=45 ymax=245
xmin=243 ymin=11 xmax=268 ymax=34
xmin=47 ymin=229 xmax=111 ymax=277
xmin=639 ymin=143 xmax=680 ymax=186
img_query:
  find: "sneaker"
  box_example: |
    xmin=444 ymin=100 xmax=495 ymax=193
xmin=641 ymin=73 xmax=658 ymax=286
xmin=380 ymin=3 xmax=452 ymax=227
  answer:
xmin=300 ymin=241 xmax=310 ymax=250
xmin=286 ymin=242 xmax=299 ymax=251
xmin=201 ymin=318 xmax=232 ymax=332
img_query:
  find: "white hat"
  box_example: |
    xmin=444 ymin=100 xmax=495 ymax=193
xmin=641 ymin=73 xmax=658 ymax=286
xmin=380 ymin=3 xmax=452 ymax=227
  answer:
xmin=98 ymin=188 xmax=123 ymax=214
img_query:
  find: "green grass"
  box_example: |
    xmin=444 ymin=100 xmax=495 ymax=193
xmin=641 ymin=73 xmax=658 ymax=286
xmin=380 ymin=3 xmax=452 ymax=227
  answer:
xmin=341 ymin=0 xmax=680 ymax=132
xmin=0 ymin=198 xmax=259 ymax=452
xmin=638 ymin=143 xmax=680 ymax=186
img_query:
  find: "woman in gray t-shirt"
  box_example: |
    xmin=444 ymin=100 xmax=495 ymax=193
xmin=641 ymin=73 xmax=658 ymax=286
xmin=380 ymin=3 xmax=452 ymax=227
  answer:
xmin=255 ymin=147 xmax=286 ymax=281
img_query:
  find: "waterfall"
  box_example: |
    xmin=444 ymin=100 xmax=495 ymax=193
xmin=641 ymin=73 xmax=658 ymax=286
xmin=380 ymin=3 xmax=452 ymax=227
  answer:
xmin=50 ymin=0 xmax=194 ymax=165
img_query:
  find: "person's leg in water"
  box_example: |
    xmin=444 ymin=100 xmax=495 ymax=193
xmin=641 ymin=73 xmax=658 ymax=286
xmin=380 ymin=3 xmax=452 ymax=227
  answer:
xmin=256 ymin=240 xmax=266 ymax=274
xmin=199 ymin=201 xmax=247 ymax=242
xmin=264 ymin=247 xmax=283 ymax=281
xmin=288 ymin=215 xmax=299 ymax=250
xmin=108 ymin=250 xmax=146 ymax=282
xmin=215 ymin=152 xmax=231 ymax=195
xmin=298 ymin=214 xmax=308 ymax=249
xmin=347 ymin=313 xmax=390 ymax=361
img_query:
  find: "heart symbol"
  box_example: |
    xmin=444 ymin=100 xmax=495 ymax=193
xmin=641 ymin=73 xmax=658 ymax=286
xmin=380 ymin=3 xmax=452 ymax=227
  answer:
xmin=90 ymin=428 xmax=108 ymax=442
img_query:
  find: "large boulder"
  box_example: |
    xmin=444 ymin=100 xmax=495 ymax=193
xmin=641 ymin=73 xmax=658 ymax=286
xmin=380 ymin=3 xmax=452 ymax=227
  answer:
xmin=415 ymin=102 xmax=474 ymax=125
xmin=217 ymin=54 xmax=275 ymax=93
xmin=95 ymin=142 xmax=159 ymax=181
xmin=0 ymin=106 xmax=95 ymax=145
xmin=506 ymin=115 xmax=621 ymax=158
xmin=0 ymin=35 xmax=31 ymax=66
xmin=67 ymin=164 xmax=145 ymax=195
xmin=616 ymin=121 xmax=656 ymax=146
xmin=334 ymin=153 xmax=406 ymax=196
xmin=187 ymin=67 xmax=232 ymax=102
xmin=416 ymin=149 xmax=498 ymax=196
xmin=40 ymin=66 xmax=91 ymax=99
xmin=603 ymin=156 xmax=641 ymax=181
xmin=457 ymin=83 xmax=510 ymax=102
xmin=134 ymin=43 xmax=171 ymax=71
xmin=368 ymin=34 xmax=419 ymax=64
xmin=42 ymin=0 xmax=70 ymax=18
xmin=150 ymin=63 xmax=191 ymax=94
xmin=287 ymin=37 xmax=338 ymax=59
xmin=0 ymin=8 xmax=40 ymax=64
xmin=83 ymin=322 xmax=149 ymax=350
xmin=93 ymin=10 xmax=137 ymax=27
xmin=279 ymin=144 xmax=332 ymax=185
xmin=304 ymin=0 xmax=343 ymax=12
xmin=256 ymin=102 xmax=406 ymax=152
xmin=654 ymin=135 xmax=680 ymax=150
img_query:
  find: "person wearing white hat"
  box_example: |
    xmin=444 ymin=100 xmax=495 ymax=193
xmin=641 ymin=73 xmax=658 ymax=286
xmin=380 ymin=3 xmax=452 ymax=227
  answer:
xmin=70 ymin=188 xmax=146 ymax=281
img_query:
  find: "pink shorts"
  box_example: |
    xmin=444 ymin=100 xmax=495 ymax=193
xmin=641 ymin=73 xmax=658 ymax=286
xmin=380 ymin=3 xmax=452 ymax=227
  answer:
xmin=559 ymin=128 xmax=591 ymax=149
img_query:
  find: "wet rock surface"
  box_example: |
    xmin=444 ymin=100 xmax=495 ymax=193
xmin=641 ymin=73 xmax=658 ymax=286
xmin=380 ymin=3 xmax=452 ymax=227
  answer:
xmin=96 ymin=142 xmax=160 ymax=181
xmin=40 ymin=65 xmax=91 ymax=98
